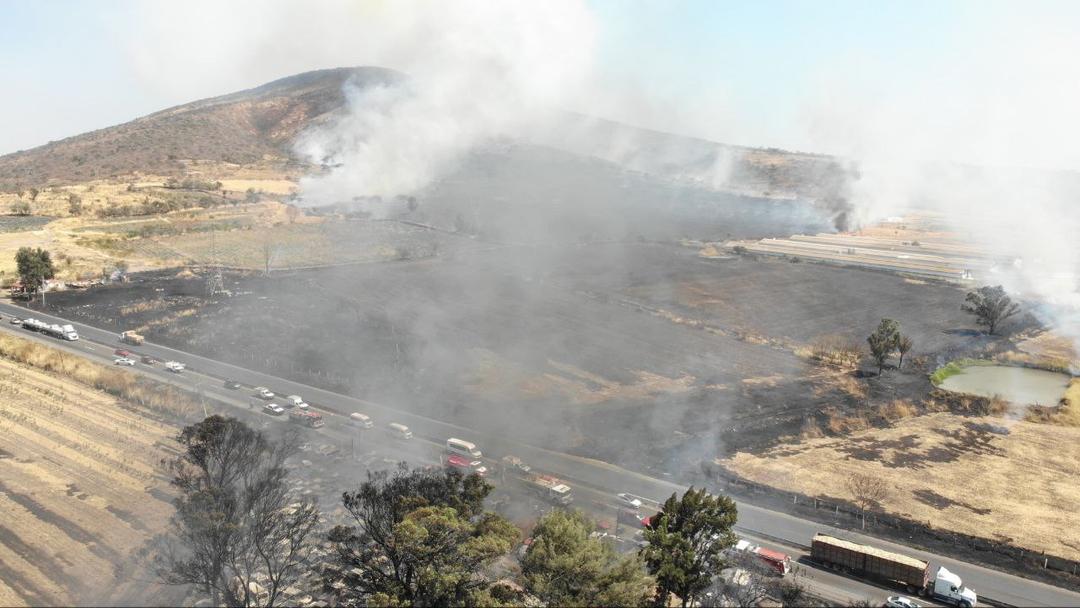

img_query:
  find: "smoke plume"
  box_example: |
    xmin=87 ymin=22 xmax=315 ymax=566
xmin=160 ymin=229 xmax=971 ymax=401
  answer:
xmin=801 ymin=25 xmax=1080 ymax=357
xmin=292 ymin=1 xmax=597 ymax=210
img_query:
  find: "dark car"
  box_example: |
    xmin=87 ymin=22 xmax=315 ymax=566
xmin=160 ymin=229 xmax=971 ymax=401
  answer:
xmin=223 ymin=379 xmax=241 ymax=390
xmin=141 ymin=355 xmax=155 ymax=365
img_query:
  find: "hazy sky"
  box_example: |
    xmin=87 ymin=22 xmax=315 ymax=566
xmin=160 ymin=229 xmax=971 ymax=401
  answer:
xmin=2 ymin=0 xmax=1079 ymax=171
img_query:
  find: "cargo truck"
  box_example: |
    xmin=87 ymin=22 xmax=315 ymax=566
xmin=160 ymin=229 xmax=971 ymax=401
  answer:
xmin=811 ymin=534 xmax=977 ymax=607
xmin=289 ymin=409 xmax=324 ymax=428
xmin=523 ymin=474 xmax=573 ymax=505
xmin=119 ymin=330 xmax=144 ymax=345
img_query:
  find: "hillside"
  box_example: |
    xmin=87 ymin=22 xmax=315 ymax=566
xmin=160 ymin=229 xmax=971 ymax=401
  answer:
xmin=0 ymin=67 xmax=402 ymax=186
xmin=0 ymin=66 xmax=846 ymax=206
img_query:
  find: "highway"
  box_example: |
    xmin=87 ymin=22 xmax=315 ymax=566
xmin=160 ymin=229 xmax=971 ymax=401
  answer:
xmin=2 ymin=300 xmax=1079 ymax=607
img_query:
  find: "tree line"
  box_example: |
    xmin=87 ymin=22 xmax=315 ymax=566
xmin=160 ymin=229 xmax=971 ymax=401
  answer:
xmin=154 ymin=415 xmax=813 ymax=607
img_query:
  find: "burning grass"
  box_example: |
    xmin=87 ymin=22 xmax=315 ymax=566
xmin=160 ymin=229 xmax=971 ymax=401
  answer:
xmin=721 ymin=411 xmax=1080 ymax=561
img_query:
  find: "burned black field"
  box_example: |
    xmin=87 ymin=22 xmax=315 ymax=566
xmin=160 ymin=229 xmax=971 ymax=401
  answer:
xmin=41 ymin=235 xmax=984 ymax=477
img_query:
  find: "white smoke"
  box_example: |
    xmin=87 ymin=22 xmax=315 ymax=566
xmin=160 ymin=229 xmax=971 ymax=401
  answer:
xmin=291 ymin=1 xmax=597 ymax=209
xmin=801 ymin=23 xmax=1080 ymax=357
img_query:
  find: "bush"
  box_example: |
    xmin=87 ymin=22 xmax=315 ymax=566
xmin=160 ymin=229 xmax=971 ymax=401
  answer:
xmin=9 ymin=200 xmax=31 ymax=216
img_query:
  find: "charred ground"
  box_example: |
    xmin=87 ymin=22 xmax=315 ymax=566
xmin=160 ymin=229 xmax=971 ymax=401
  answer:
xmin=38 ymin=230 xmax=986 ymax=478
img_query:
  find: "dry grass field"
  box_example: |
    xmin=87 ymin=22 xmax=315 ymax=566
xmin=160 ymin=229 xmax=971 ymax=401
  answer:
xmin=719 ymin=411 xmax=1080 ymax=560
xmin=0 ymin=336 xmax=198 ymax=606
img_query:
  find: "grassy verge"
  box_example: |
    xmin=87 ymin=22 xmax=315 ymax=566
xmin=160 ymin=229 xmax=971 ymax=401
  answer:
xmin=0 ymin=333 xmax=200 ymax=421
xmin=929 ymin=358 xmax=993 ymax=385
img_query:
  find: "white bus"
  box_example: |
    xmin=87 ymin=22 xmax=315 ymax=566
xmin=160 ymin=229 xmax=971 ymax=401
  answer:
xmin=350 ymin=413 xmax=374 ymax=428
xmin=387 ymin=423 xmax=412 ymax=440
xmin=446 ymin=438 xmax=482 ymax=458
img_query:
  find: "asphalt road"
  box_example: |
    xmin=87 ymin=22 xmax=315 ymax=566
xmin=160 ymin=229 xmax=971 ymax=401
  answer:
xmin=3 ymin=300 xmax=1079 ymax=607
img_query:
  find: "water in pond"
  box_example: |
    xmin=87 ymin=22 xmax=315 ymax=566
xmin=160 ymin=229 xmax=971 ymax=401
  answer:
xmin=938 ymin=365 xmax=1071 ymax=407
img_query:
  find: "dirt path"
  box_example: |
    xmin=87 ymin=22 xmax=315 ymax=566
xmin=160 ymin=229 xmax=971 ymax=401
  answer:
xmin=0 ymin=356 xmax=177 ymax=606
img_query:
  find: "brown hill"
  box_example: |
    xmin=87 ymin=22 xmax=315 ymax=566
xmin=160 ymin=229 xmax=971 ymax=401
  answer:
xmin=0 ymin=65 xmax=848 ymax=215
xmin=0 ymin=67 xmax=401 ymax=186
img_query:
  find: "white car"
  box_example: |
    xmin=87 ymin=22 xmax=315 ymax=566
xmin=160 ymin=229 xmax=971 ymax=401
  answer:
xmin=885 ymin=597 xmax=923 ymax=608
xmin=253 ymin=387 xmax=275 ymax=400
xmin=113 ymin=357 xmax=136 ymax=366
xmin=165 ymin=361 xmax=186 ymax=373
xmin=263 ymin=403 xmax=285 ymax=416
xmin=617 ymin=493 xmax=643 ymax=509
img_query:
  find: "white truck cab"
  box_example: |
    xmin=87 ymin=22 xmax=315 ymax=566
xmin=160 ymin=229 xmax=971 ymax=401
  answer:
xmin=933 ymin=566 xmax=977 ymax=608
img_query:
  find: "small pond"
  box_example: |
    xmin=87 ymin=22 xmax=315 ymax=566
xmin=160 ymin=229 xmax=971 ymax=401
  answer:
xmin=938 ymin=365 xmax=1071 ymax=407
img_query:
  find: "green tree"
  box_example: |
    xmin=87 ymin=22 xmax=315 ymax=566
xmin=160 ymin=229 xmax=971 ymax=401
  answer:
xmin=897 ymin=335 xmax=913 ymax=369
xmin=325 ymin=466 xmax=518 ymax=606
xmin=523 ymin=510 xmax=653 ymax=606
xmin=866 ymin=318 xmax=901 ymax=375
xmin=962 ymin=285 xmax=1020 ymax=335
xmin=27 ymin=187 xmax=39 ymax=202
xmin=15 ymin=247 xmax=56 ymax=294
xmin=642 ymin=487 xmax=738 ymax=607
xmin=154 ymin=416 xmax=320 ymax=607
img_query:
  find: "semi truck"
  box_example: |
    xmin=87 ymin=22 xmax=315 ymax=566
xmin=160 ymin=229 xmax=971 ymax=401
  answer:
xmin=22 ymin=318 xmax=78 ymax=341
xmin=119 ymin=330 xmax=144 ymax=345
xmin=523 ymin=474 xmax=574 ymax=505
xmin=811 ymin=534 xmax=977 ymax=607
xmin=289 ymin=409 xmax=324 ymax=428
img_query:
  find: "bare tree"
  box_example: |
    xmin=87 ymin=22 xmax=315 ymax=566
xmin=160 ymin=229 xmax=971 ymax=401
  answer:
xmin=897 ymin=335 xmax=913 ymax=369
xmin=705 ymin=551 xmax=774 ymax=608
xmin=811 ymin=334 xmax=862 ymax=367
xmin=846 ymin=473 xmax=889 ymax=530
xmin=262 ymin=240 xmax=280 ymax=276
xmin=155 ymin=416 xmax=320 ymax=607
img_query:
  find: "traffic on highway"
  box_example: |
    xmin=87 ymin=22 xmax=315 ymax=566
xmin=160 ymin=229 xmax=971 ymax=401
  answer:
xmin=1 ymin=301 xmax=1078 ymax=607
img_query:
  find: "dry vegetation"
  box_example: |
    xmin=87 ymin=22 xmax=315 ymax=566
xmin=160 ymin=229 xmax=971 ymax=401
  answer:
xmin=464 ymin=348 xmax=699 ymax=405
xmin=0 ymin=335 xmax=200 ymax=605
xmin=721 ymin=411 xmax=1080 ymax=560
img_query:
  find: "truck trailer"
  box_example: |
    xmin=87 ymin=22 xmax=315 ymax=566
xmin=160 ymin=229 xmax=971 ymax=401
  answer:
xmin=523 ymin=474 xmax=574 ymax=505
xmin=811 ymin=534 xmax=977 ymax=607
xmin=23 ymin=318 xmax=78 ymax=341
xmin=119 ymin=330 xmax=144 ymax=345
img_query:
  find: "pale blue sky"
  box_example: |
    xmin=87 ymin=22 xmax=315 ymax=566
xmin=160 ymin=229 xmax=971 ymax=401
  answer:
xmin=2 ymin=0 xmax=1078 ymax=168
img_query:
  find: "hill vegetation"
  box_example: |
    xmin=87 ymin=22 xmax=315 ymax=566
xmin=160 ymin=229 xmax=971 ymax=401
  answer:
xmin=0 ymin=67 xmax=401 ymax=187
